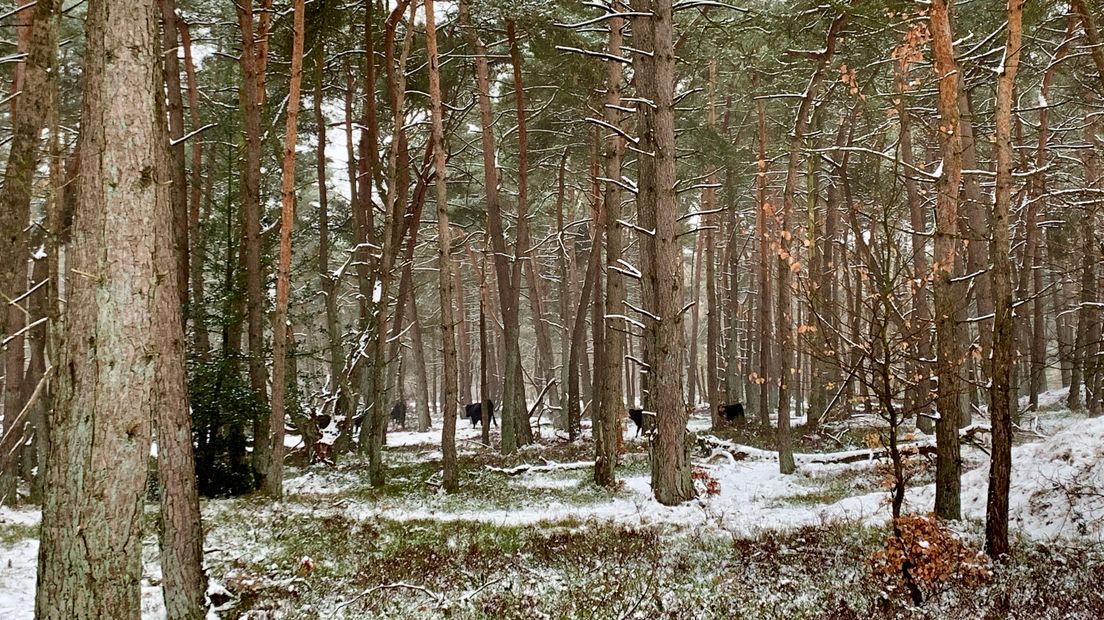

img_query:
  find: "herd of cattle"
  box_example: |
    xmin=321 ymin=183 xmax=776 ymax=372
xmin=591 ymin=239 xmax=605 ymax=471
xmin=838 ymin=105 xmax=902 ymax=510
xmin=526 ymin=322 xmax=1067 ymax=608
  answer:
xmin=385 ymin=400 xmax=745 ymax=434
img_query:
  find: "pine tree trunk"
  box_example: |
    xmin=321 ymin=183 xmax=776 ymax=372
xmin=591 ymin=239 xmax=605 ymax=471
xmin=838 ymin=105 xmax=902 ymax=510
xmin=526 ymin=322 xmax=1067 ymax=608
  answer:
xmin=265 ymin=0 xmax=305 ymax=498
xmin=634 ymin=0 xmax=693 ymax=506
xmin=930 ymin=0 xmax=965 ymax=520
xmin=159 ymin=0 xmax=189 ymax=311
xmin=754 ymin=94 xmax=771 ymax=428
xmin=180 ymin=20 xmax=210 ymax=360
xmin=705 ymin=60 xmax=723 ymax=431
xmin=36 ymin=0 xmax=166 ymax=612
xmin=426 ymin=0 xmax=459 ymax=492
xmin=595 ymin=8 xmax=625 ymax=487
xmin=0 ymin=0 xmax=58 ymax=506
xmin=237 ymin=0 xmax=271 ymax=484
xmin=688 ymin=233 xmax=703 ymax=408
xmin=985 ymin=0 xmax=1022 ymax=559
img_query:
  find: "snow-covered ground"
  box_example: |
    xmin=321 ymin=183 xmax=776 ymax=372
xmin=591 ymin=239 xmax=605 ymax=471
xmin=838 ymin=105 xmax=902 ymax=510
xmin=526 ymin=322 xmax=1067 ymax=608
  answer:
xmin=3 ymin=398 xmax=1102 ymax=618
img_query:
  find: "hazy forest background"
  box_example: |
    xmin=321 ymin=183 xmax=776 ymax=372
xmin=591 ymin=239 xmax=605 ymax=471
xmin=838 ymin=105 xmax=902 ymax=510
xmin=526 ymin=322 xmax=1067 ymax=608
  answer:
xmin=1 ymin=0 xmax=1104 ymax=617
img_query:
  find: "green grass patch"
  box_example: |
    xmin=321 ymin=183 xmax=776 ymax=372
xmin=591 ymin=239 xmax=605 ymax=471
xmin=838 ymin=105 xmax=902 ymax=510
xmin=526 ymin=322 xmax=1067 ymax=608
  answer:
xmin=0 ymin=520 xmax=37 ymax=545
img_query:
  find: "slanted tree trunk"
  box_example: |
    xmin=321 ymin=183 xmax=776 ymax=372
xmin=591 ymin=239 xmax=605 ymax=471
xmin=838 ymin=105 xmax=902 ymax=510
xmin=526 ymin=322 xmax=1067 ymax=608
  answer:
xmin=569 ymin=148 xmax=603 ymax=442
xmin=986 ymin=0 xmax=1022 ymax=560
xmin=1070 ymin=0 xmax=1104 ymax=92
xmin=930 ymin=0 xmax=965 ymax=520
xmin=35 ymin=0 xmax=168 ymax=613
xmin=425 ymin=0 xmax=458 ymax=492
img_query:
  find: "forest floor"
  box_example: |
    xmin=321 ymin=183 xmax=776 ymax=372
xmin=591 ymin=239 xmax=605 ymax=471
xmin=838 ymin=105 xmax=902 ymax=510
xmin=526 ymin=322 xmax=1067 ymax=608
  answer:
xmin=2 ymin=389 xmax=1103 ymax=619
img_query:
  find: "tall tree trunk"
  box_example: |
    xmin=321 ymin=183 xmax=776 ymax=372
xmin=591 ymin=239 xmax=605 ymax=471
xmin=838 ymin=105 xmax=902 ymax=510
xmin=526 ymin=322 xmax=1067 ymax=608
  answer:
xmin=159 ymin=0 xmax=189 ymax=311
xmin=425 ymin=0 xmax=459 ymax=492
xmin=595 ymin=10 xmax=626 ymax=487
xmin=455 ymin=262 xmax=473 ymax=404
xmin=458 ymin=2 xmax=526 ymax=453
xmin=0 ymin=0 xmax=59 ymax=506
xmin=985 ymin=0 xmax=1022 ymax=559
xmin=930 ymin=0 xmax=965 ymax=520
xmin=264 ymin=0 xmax=305 ymax=498
xmin=754 ymin=94 xmax=771 ymax=428
xmin=180 ymin=20 xmax=210 ymax=360
xmin=1070 ymin=87 xmax=1101 ymax=411
xmin=634 ymin=0 xmax=693 ymax=506
xmin=408 ymin=283 xmax=432 ymax=432
xmin=705 ymin=60 xmax=723 ymax=430
xmin=775 ymin=13 xmax=845 ymax=475
xmin=314 ymin=33 xmax=350 ymax=430
xmin=237 ymin=0 xmax=270 ymax=484
xmin=556 ymin=149 xmax=571 ymax=429
xmin=35 ymin=0 xmax=166 ymax=612
xmin=507 ymin=20 xmax=537 ymax=445
xmin=153 ymin=11 xmax=207 ymax=619
xmin=688 ymin=233 xmax=703 ymax=407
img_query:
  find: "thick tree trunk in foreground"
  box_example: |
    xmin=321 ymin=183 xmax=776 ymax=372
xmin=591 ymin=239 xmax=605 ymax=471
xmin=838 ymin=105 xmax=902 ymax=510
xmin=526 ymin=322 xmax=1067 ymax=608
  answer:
xmin=930 ymin=0 xmax=965 ymax=520
xmin=35 ymin=0 xmax=166 ymax=614
xmin=633 ymin=0 xmax=694 ymax=506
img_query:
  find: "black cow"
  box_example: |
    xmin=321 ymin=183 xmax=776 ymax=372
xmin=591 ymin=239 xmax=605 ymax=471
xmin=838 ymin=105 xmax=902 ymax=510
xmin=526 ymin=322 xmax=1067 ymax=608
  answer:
xmin=718 ymin=402 xmax=745 ymax=425
xmin=390 ymin=401 xmax=407 ymax=429
xmin=464 ymin=400 xmax=497 ymax=428
xmin=628 ymin=407 xmax=645 ymax=436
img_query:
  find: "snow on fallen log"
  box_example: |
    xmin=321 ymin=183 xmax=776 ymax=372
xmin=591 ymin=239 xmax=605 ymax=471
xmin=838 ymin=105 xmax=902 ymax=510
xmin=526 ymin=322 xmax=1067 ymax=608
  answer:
xmin=697 ymin=424 xmax=991 ymax=466
xmin=485 ymin=460 xmax=594 ymax=476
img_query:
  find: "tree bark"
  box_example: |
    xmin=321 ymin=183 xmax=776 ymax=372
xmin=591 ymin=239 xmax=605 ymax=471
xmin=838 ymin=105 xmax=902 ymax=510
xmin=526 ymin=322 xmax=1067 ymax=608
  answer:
xmin=179 ymin=20 xmax=210 ymax=360
xmin=595 ymin=10 xmax=626 ymax=486
xmin=458 ymin=2 xmax=527 ymax=453
xmin=35 ymin=0 xmax=169 ymax=613
xmin=426 ymin=0 xmax=459 ymax=492
xmin=985 ymin=0 xmax=1022 ymax=560
xmin=159 ymin=0 xmax=189 ymax=312
xmin=0 ymin=0 xmax=59 ymax=505
xmin=264 ymin=0 xmax=305 ymax=498
xmin=237 ymin=0 xmax=271 ymax=485
xmin=930 ymin=0 xmax=965 ymax=520
xmin=633 ymin=0 xmax=693 ymax=505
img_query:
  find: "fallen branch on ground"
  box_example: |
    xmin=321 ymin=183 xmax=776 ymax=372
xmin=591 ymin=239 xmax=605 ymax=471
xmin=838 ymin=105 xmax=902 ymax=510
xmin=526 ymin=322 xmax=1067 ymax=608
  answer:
xmin=485 ymin=460 xmax=593 ymax=476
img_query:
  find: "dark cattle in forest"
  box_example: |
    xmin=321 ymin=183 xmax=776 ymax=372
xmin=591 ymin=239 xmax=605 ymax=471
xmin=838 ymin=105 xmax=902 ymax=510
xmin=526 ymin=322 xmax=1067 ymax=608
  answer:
xmin=390 ymin=401 xmax=407 ymax=429
xmin=718 ymin=403 xmax=745 ymax=425
xmin=464 ymin=400 xmax=497 ymax=428
xmin=628 ymin=408 xmax=645 ymax=436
